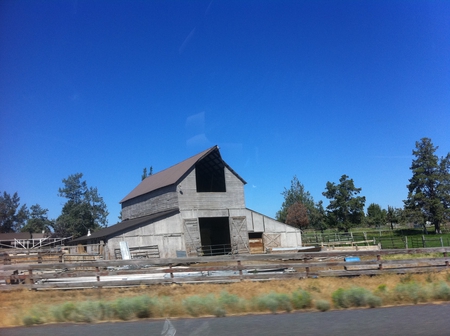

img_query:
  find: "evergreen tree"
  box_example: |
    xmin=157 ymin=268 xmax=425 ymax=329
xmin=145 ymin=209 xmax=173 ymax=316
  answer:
xmin=0 ymin=191 xmax=28 ymax=233
xmin=276 ymin=176 xmax=315 ymax=223
xmin=21 ymin=204 xmax=53 ymax=233
xmin=322 ymin=175 xmax=366 ymax=231
xmin=365 ymin=203 xmax=386 ymax=228
xmin=404 ymin=138 xmax=450 ymax=233
xmin=53 ymin=173 xmax=108 ymax=238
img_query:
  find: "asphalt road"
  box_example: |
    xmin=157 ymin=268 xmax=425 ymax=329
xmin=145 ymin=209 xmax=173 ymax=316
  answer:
xmin=1 ymin=304 xmax=449 ymax=336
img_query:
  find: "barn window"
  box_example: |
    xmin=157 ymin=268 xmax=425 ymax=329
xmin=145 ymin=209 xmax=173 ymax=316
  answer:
xmin=195 ymin=151 xmax=226 ymax=192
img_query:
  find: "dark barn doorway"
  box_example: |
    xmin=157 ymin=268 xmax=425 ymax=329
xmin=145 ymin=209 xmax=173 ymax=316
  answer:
xmin=199 ymin=217 xmax=231 ymax=256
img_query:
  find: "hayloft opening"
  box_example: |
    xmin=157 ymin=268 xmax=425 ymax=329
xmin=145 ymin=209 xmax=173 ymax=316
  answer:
xmin=195 ymin=151 xmax=226 ymax=192
xmin=198 ymin=217 xmax=231 ymax=255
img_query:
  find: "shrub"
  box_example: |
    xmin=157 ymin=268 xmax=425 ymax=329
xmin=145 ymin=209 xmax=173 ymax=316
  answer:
xmin=22 ymin=308 xmax=44 ymax=326
xmin=254 ymin=292 xmax=292 ymax=313
xmin=332 ymin=287 xmax=381 ymax=308
xmin=131 ymin=296 xmax=154 ymax=318
xmin=315 ymin=300 xmax=331 ymax=312
xmin=182 ymin=295 xmax=218 ymax=317
xmin=291 ymin=289 xmax=312 ymax=309
xmin=332 ymin=288 xmax=348 ymax=308
xmin=394 ymin=282 xmax=429 ymax=304
xmin=218 ymin=291 xmax=246 ymax=313
xmin=114 ymin=298 xmax=135 ymax=320
xmin=432 ymin=282 xmax=450 ymax=301
xmin=61 ymin=302 xmax=77 ymax=321
xmin=366 ymin=295 xmax=382 ymax=308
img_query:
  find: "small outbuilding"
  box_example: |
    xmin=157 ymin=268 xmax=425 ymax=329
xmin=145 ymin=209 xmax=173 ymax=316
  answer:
xmin=72 ymin=146 xmax=302 ymax=258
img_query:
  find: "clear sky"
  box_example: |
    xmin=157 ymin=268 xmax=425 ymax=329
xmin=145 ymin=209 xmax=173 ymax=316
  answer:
xmin=1 ymin=0 xmax=449 ymax=226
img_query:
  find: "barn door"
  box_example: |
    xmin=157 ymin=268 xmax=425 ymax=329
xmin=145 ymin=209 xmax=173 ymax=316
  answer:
xmin=263 ymin=233 xmax=281 ymax=249
xmin=183 ymin=219 xmax=201 ymax=256
xmin=230 ymin=217 xmax=250 ymax=254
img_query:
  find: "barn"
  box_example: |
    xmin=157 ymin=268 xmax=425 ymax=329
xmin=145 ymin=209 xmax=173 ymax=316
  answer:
xmin=71 ymin=146 xmax=302 ymax=259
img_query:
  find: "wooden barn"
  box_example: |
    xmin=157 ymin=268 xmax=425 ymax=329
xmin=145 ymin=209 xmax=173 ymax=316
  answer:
xmin=71 ymin=146 xmax=302 ymax=259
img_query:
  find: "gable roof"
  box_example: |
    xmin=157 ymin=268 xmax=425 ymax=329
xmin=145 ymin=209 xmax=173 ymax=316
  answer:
xmin=120 ymin=145 xmax=246 ymax=203
xmin=70 ymin=208 xmax=180 ymax=243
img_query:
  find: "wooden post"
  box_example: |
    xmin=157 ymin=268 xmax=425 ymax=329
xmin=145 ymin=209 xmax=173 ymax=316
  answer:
xmin=377 ymin=254 xmax=383 ymax=270
xmin=27 ymin=269 xmax=33 ymax=285
xmin=38 ymin=252 xmax=42 ymax=264
xmin=169 ymin=264 xmax=174 ymax=279
xmin=237 ymin=260 xmax=243 ymax=276
xmin=440 ymin=237 xmax=444 ymax=247
xmin=96 ymin=266 xmax=100 ymax=281
xmin=422 ymin=235 xmax=426 ymax=248
xmin=405 ymin=236 xmax=408 ymax=249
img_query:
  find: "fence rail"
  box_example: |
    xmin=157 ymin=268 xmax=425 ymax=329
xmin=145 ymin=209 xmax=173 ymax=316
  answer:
xmin=1 ymin=247 xmax=449 ymax=290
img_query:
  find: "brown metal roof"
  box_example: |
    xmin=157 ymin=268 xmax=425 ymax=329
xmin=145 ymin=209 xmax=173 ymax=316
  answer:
xmin=120 ymin=145 xmax=246 ymax=203
xmin=70 ymin=208 xmax=180 ymax=243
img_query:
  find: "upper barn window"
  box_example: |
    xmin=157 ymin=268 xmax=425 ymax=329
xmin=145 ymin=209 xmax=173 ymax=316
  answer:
xmin=195 ymin=151 xmax=226 ymax=192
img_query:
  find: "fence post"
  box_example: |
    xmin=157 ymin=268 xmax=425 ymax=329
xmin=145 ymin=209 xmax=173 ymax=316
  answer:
xmin=96 ymin=266 xmax=100 ymax=282
xmin=377 ymin=254 xmax=383 ymax=270
xmin=422 ymin=235 xmax=426 ymax=248
xmin=169 ymin=264 xmax=174 ymax=279
xmin=440 ymin=237 xmax=444 ymax=247
xmin=405 ymin=236 xmax=408 ymax=249
xmin=237 ymin=260 xmax=243 ymax=277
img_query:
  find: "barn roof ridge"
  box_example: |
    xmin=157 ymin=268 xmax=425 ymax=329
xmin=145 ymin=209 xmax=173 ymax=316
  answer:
xmin=120 ymin=145 xmax=246 ymax=204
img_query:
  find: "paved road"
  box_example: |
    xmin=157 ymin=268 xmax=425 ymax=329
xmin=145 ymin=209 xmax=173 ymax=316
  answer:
xmin=2 ymin=304 xmax=449 ymax=336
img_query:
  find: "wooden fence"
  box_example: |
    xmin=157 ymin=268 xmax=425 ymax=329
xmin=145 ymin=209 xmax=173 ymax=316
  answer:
xmin=1 ymin=247 xmax=450 ymax=290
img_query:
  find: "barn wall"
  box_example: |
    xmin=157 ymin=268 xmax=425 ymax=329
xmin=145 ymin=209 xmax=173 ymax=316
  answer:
xmin=107 ymin=213 xmax=185 ymax=258
xmin=245 ymin=209 xmax=302 ymax=248
xmin=121 ymin=185 xmax=178 ymax=220
xmin=177 ymin=167 xmax=245 ymax=211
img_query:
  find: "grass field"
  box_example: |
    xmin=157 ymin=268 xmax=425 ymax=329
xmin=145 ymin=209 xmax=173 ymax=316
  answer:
xmin=2 ymin=271 xmax=450 ymax=327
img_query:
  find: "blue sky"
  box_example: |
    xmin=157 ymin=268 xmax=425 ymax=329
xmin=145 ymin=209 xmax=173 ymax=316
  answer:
xmin=1 ymin=0 xmax=449 ymax=225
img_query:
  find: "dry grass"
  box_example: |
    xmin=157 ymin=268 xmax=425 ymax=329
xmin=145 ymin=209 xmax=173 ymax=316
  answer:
xmin=1 ymin=272 xmax=450 ymax=327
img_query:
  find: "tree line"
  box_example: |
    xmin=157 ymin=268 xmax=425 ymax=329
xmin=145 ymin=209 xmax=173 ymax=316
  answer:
xmin=276 ymin=137 xmax=450 ymax=233
xmin=1 ymin=138 xmax=449 ymax=238
xmin=0 ymin=173 xmax=108 ymax=238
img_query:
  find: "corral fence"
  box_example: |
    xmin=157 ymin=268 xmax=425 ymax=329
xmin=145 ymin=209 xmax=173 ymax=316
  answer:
xmin=302 ymin=231 xmax=450 ymax=250
xmin=1 ymin=247 xmax=449 ymax=291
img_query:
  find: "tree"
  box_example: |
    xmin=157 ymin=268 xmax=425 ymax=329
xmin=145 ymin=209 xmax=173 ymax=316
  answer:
xmin=404 ymin=138 xmax=450 ymax=233
xmin=276 ymin=176 xmax=315 ymax=223
xmin=310 ymin=200 xmax=328 ymax=232
xmin=386 ymin=206 xmax=399 ymax=230
xmin=365 ymin=203 xmax=386 ymax=228
xmin=322 ymin=175 xmax=366 ymax=231
xmin=286 ymin=202 xmax=309 ymax=229
xmin=141 ymin=166 xmax=153 ymax=181
xmin=21 ymin=204 xmax=53 ymax=233
xmin=53 ymin=173 xmax=108 ymax=238
xmin=0 ymin=191 xmax=28 ymax=233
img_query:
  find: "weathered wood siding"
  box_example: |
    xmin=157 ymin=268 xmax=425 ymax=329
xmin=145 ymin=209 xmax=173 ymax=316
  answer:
xmin=121 ymin=185 xmax=178 ymax=220
xmin=107 ymin=213 xmax=184 ymax=258
xmin=177 ymin=167 xmax=245 ymax=211
xmin=245 ymin=209 xmax=302 ymax=248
